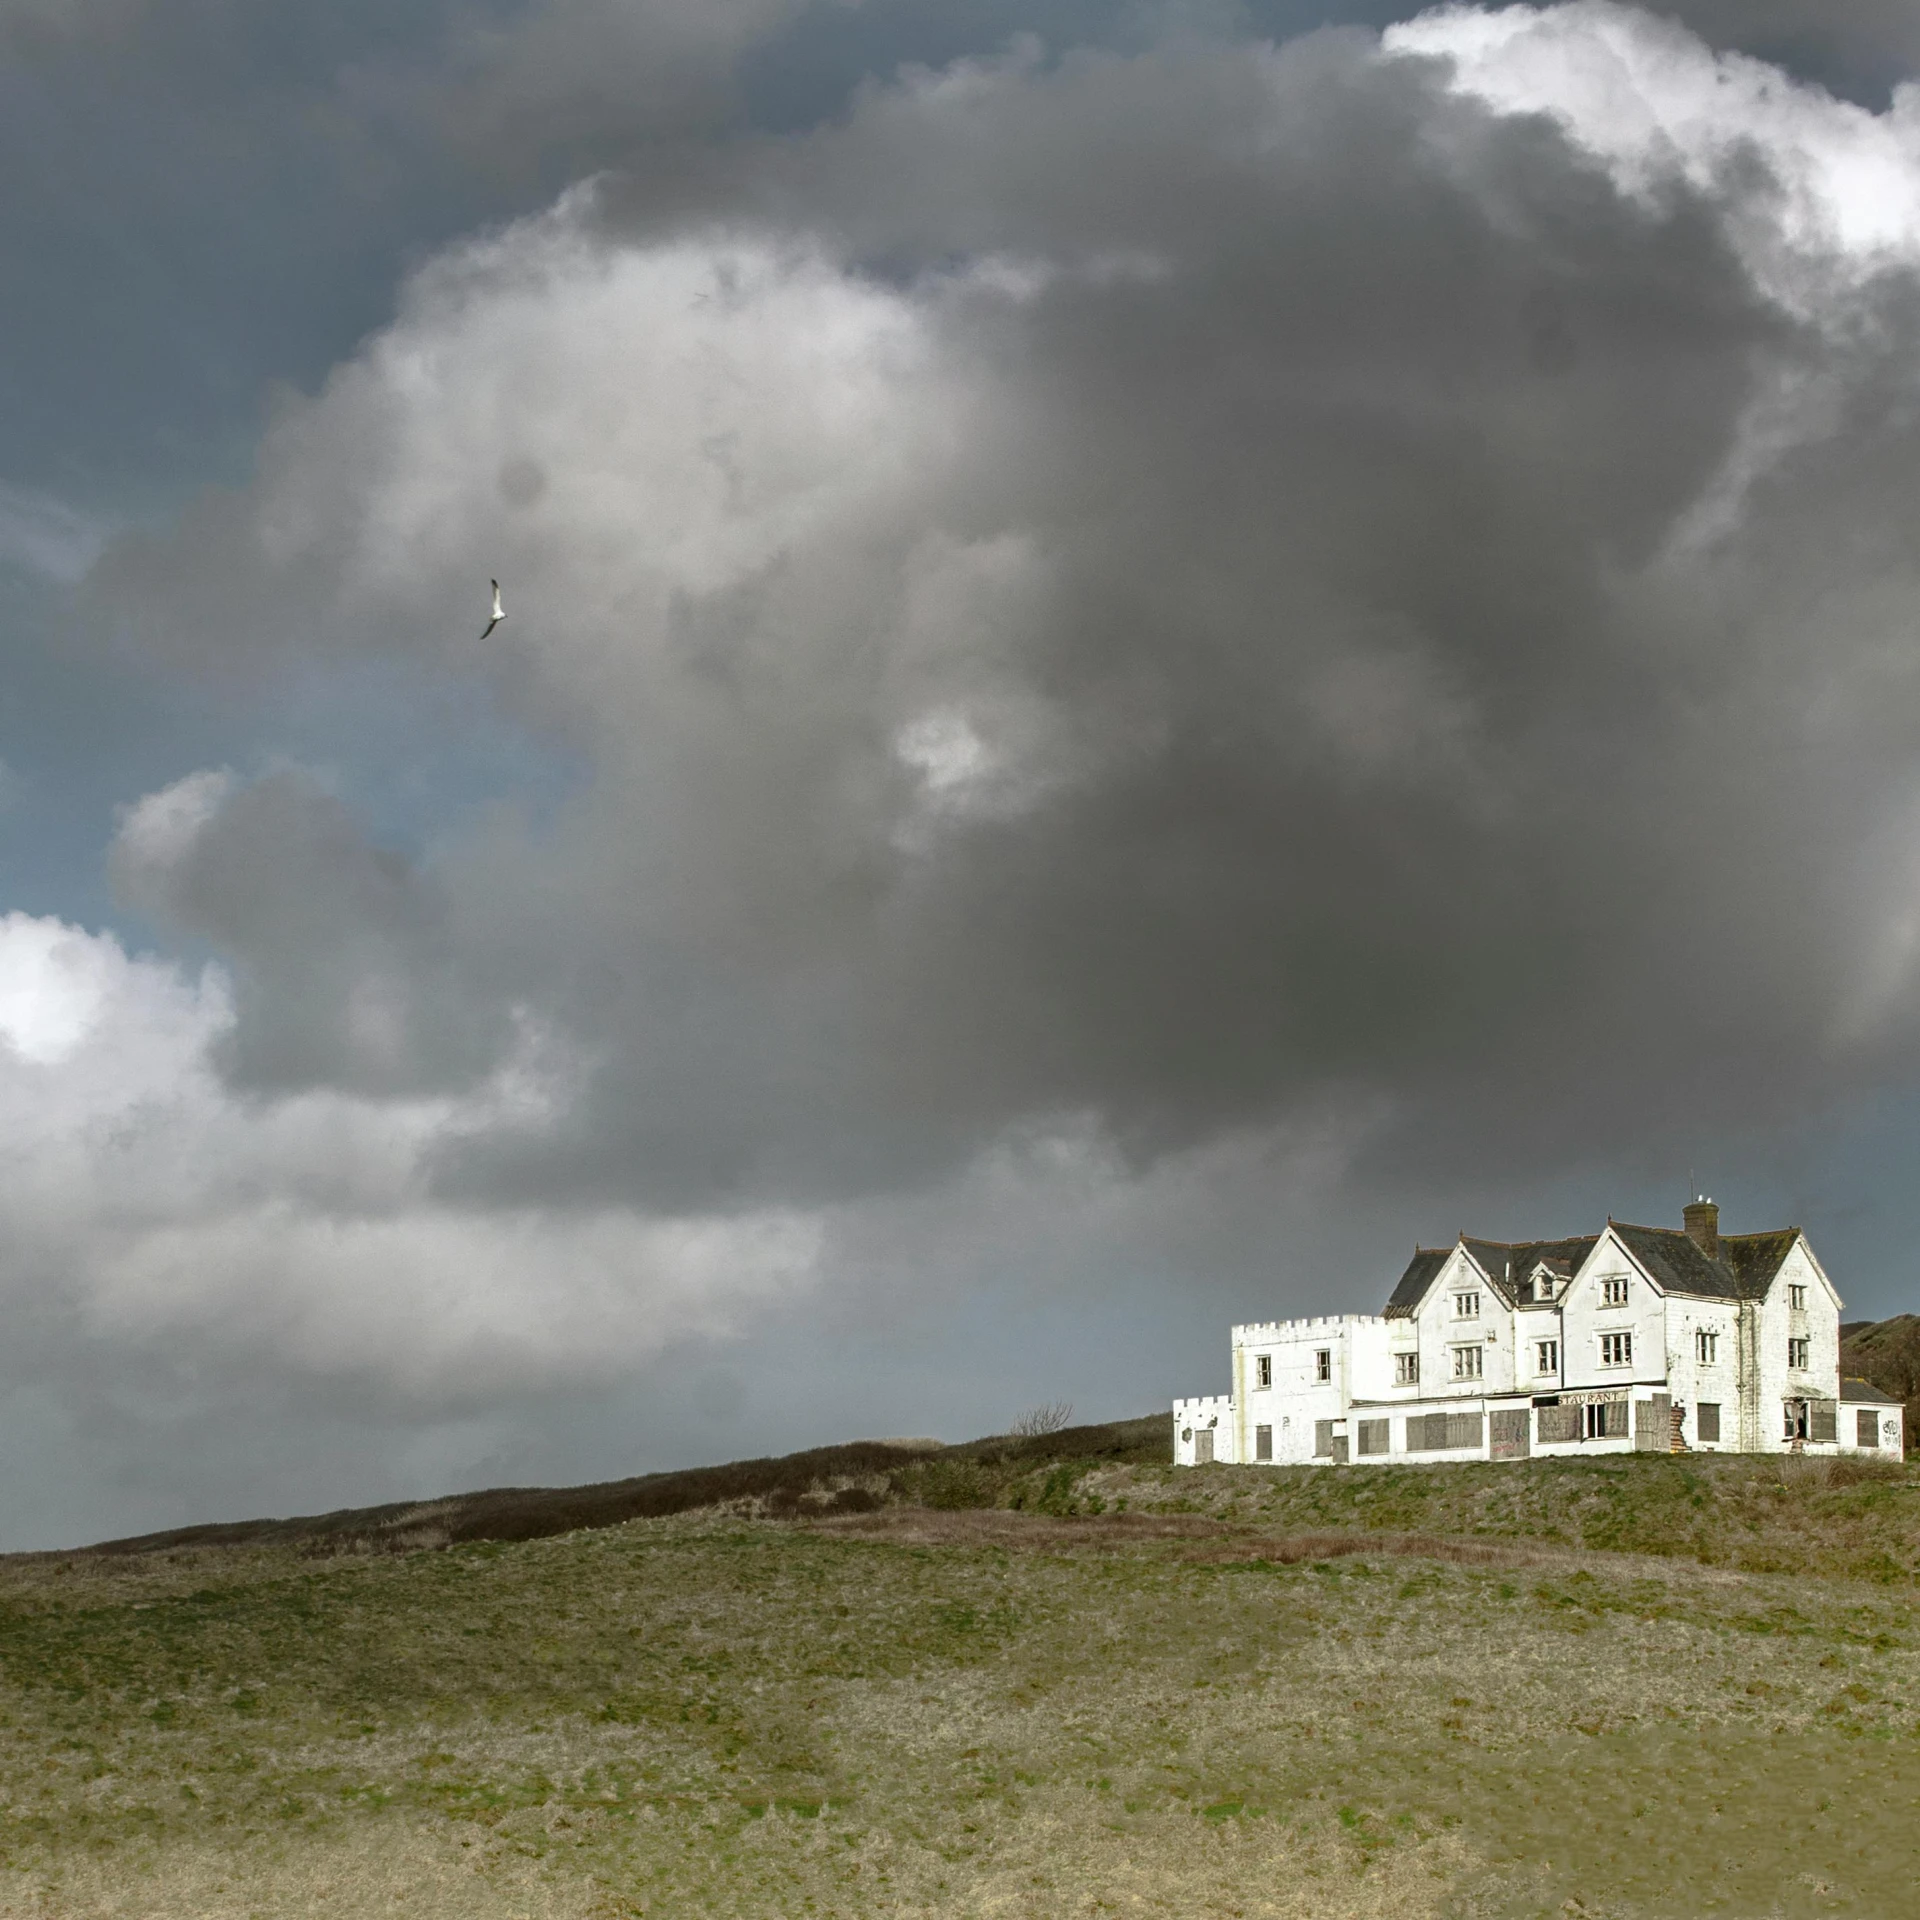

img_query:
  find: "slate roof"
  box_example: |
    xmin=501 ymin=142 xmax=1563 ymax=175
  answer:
xmin=1841 ymin=1376 xmax=1901 ymax=1405
xmin=1383 ymin=1248 xmax=1452 ymax=1319
xmin=1611 ymin=1222 xmax=1799 ymax=1302
xmin=1382 ymin=1221 xmax=1803 ymax=1318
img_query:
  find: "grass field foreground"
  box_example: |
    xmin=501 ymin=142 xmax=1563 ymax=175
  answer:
xmin=1 ymin=1453 xmax=1919 ymax=1916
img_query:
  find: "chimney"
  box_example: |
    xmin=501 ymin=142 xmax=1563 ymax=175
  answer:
xmin=1683 ymin=1197 xmax=1719 ymax=1259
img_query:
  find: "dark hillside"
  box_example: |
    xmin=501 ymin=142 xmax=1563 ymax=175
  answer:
xmin=80 ymin=1413 xmax=1173 ymax=1557
xmin=1840 ymin=1313 xmax=1920 ymax=1447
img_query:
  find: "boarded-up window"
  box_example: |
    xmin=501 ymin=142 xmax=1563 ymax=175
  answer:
xmin=1633 ymin=1394 xmax=1671 ymax=1452
xmin=1255 ymin=1424 xmax=1273 ymax=1461
xmin=1490 ymin=1408 xmax=1529 ymax=1460
xmin=1536 ymin=1402 xmax=1580 ymax=1443
xmin=1445 ymin=1412 xmax=1483 ymax=1450
xmin=1357 ymin=1418 xmax=1390 ymax=1456
xmin=1404 ymin=1413 xmax=1440 ymax=1452
xmin=1194 ymin=1428 xmax=1213 ymax=1464
xmin=1329 ymin=1435 xmax=1350 ymax=1464
xmin=1857 ymin=1409 xmax=1879 ymax=1449
xmin=1809 ymin=1399 xmax=1837 ymax=1444
xmin=1696 ymin=1402 xmax=1721 ymax=1443
xmin=1314 ymin=1419 xmax=1335 ymax=1459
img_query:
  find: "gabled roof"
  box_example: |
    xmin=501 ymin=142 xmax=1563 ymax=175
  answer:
xmin=1463 ymin=1236 xmax=1599 ymax=1308
xmin=1381 ymin=1221 xmax=1805 ymax=1318
xmin=1383 ymin=1247 xmax=1452 ymax=1319
xmin=1383 ymin=1234 xmax=1600 ymax=1318
xmin=1610 ymin=1222 xmax=1799 ymax=1302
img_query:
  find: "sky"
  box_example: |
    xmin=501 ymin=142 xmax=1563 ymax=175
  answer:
xmin=4 ymin=1 xmax=1920 ymax=1547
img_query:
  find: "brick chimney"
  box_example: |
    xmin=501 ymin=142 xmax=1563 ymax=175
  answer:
xmin=1683 ymin=1197 xmax=1719 ymax=1259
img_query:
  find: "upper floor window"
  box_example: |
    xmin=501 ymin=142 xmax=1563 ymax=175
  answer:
xmin=1535 ymin=1339 xmax=1559 ymax=1374
xmin=1601 ymin=1276 xmax=1630 ymax=1308
xmin=1452 ymin=1344 xmax=1483 ymax=1380
xmin=1695 ymin=1330 xmax=1718 ymax=1365
xmin=1453 ymin=1291 xmax=1480 ymax=1319
xmin=1599 ymin=1331 xmax=1633 ymax=1368
xmin=1788 ymin=1336 xmax=1810 ymax=1371
xmin=1255 ymin=1354 xmax=1272 ymax=1389
xmin=1788 ymin=1284 xmax=1807 ymax=1311
xmin=1315 ymin=1349 xmax=1331 ymax=1382
xmin=1395 ymin=1351 xmax=1420 ymax=1385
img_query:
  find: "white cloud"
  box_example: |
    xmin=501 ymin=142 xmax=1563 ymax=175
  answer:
xmin=0 ymin=482 xmax=109 ymax=583
xmin=0 ymin=908 xmax=823 ymax=1403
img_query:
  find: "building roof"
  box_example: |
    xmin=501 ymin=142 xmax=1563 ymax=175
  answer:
xmin=1611 ymin=1222 xmax=1799 ymax=1302
xmin=1382 ymin=1220 xmax=1804 ymax=1318
xmin=1840 ymin=1376 xmax=1901 ymax=1405
xmin=1383 ymin=1248 xmax=1452 ymax=1319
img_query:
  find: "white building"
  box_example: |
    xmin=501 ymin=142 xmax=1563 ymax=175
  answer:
xmin=1174 ymin=1202 xmax=1905 ymax=1465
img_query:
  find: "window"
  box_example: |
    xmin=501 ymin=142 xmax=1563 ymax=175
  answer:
xmin=1584 ymin=1400 xmax=1629 ymax=1439
xmin=1394 ymin=1351 xmax=1420 ymax=1385
xmin=1695 ymin=1402 xmax=1721 ymax=1443
xmin=1315 ymin=1349 xmax=1332 ymax=1382
xmin=1194 ymin=1429 xmax=1214 ymax=1463
xmin=1695 ymin=1329 xmax=1718 ymax=1365
xmin=1356 ymin=1418 xmax=1390 ymax=1456
xmin=1788 ymin=1284 xmax=1807 ymax=1311
xmin=1453 ymin=1291 xmax=1480 ymax=1319
xmin=1535 ymin=1339 xmax=1559 ymax=1374
xmin=1255 ymin=1354 xmax=1272 ymax=1389
xmin=1406 ymin=1412 xmax=1482 ymax=1452
xmin=1601 ymin=1276 xmax=1630 ymax=1307
xmin=1599 ymin=1331 xmax=1632 ymax=1368
xmin=1537 ymin=1403 xmax=1581 ymax=1443
xmin=1858 ymin=1409 xmax=1879 ymax=1449
xmin=1452 ymin=1344 xmax=1483 ymax=1380
xmin=1788 ymin=1337 xmax=1810 ymax=1371
xmin=1255 ymin=1423 xmax=1273 ymax=1461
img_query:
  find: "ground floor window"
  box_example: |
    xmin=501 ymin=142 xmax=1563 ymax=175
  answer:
xmin=1356 ymin=1418 xmax=1390 ymax=1456
xmin=1584 ymin=1400 xmax=1629 ymax=1439
xmin=1405 ymin=1411 xmax=1482 ymax=1452
xmin=1194 ymin=1429 xmax=1214 ymax=1463
xmin=1858 ymin=1409 xmax=1879 ymax=1449
xmin=1695 ymin=1402 xmax=1721 ymax=1443
xmin=1255 ymin=1423 xmax=1272 ymax=1461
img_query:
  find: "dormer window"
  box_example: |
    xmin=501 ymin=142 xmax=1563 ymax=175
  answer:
xmin=1601 ymin=1276 xmax=1629 ymax=1308
xmin=1453 ymin=1291 xmax=1480 ymax=1319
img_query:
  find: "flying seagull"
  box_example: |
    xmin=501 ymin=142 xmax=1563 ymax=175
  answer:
xmin=481 ymin=579 xmax=505 ymax=640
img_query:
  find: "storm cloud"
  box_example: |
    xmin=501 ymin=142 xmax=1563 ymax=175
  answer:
xmin=9 ymin=0 xmax=1920 ymax=1540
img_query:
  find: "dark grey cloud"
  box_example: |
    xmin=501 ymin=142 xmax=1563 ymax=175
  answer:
xmin=99 ymin=16 xmax=1920 ymax=1219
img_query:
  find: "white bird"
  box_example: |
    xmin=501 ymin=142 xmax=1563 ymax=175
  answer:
xmin=481 ymin=579 xmax=505 ymax=640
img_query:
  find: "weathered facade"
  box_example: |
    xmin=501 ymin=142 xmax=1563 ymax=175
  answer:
xmin=1174 ymin=1203 xmax=1905 ymax=1465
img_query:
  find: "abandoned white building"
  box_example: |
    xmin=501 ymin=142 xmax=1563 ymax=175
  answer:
xmin=1174 ymin=1202 xmax=1906 ymax=1465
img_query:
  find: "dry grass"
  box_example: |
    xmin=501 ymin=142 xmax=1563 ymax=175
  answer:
xmin=1 ymin=1486 xmax=1917 ymax=1916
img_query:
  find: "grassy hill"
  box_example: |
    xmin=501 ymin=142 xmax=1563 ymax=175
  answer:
xmin=3 ymin=1428 xmax=1919 ymax=1917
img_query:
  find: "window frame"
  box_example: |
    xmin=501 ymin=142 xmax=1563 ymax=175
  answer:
xmin=1601 ymin=1276 xmax=1630 ymax=1308
xmin=1452 ymin=1291 xmax=1480 ymax=1320
xmin=1599 ymin=1330 xmax=1633 ymax=1369
xmin=1695 ymin=1401 xmax=1721 ymax=1443
xmin=1788 ymin=1284 xmax=1808 ymax=1311
xmin=1315 ymin=1348 xmax=1332 ymax=1383
xmin=1450 ymin=1343 xmax=1484 ymax=1381
xmin=1535 ymin=1338 xmax=1559 ymax=1375
xmin=1394 ymin=1351 xmax=1419 ymax=1386
xmin=1787 ymin=1336 xmax=1810 ymax=1371
xmin=1255 ymin=1353 xmax=1272 ymax=1390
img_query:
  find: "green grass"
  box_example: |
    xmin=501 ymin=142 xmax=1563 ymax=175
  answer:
xmin=3 ymin=1456 xmax=1919 ymax=1915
